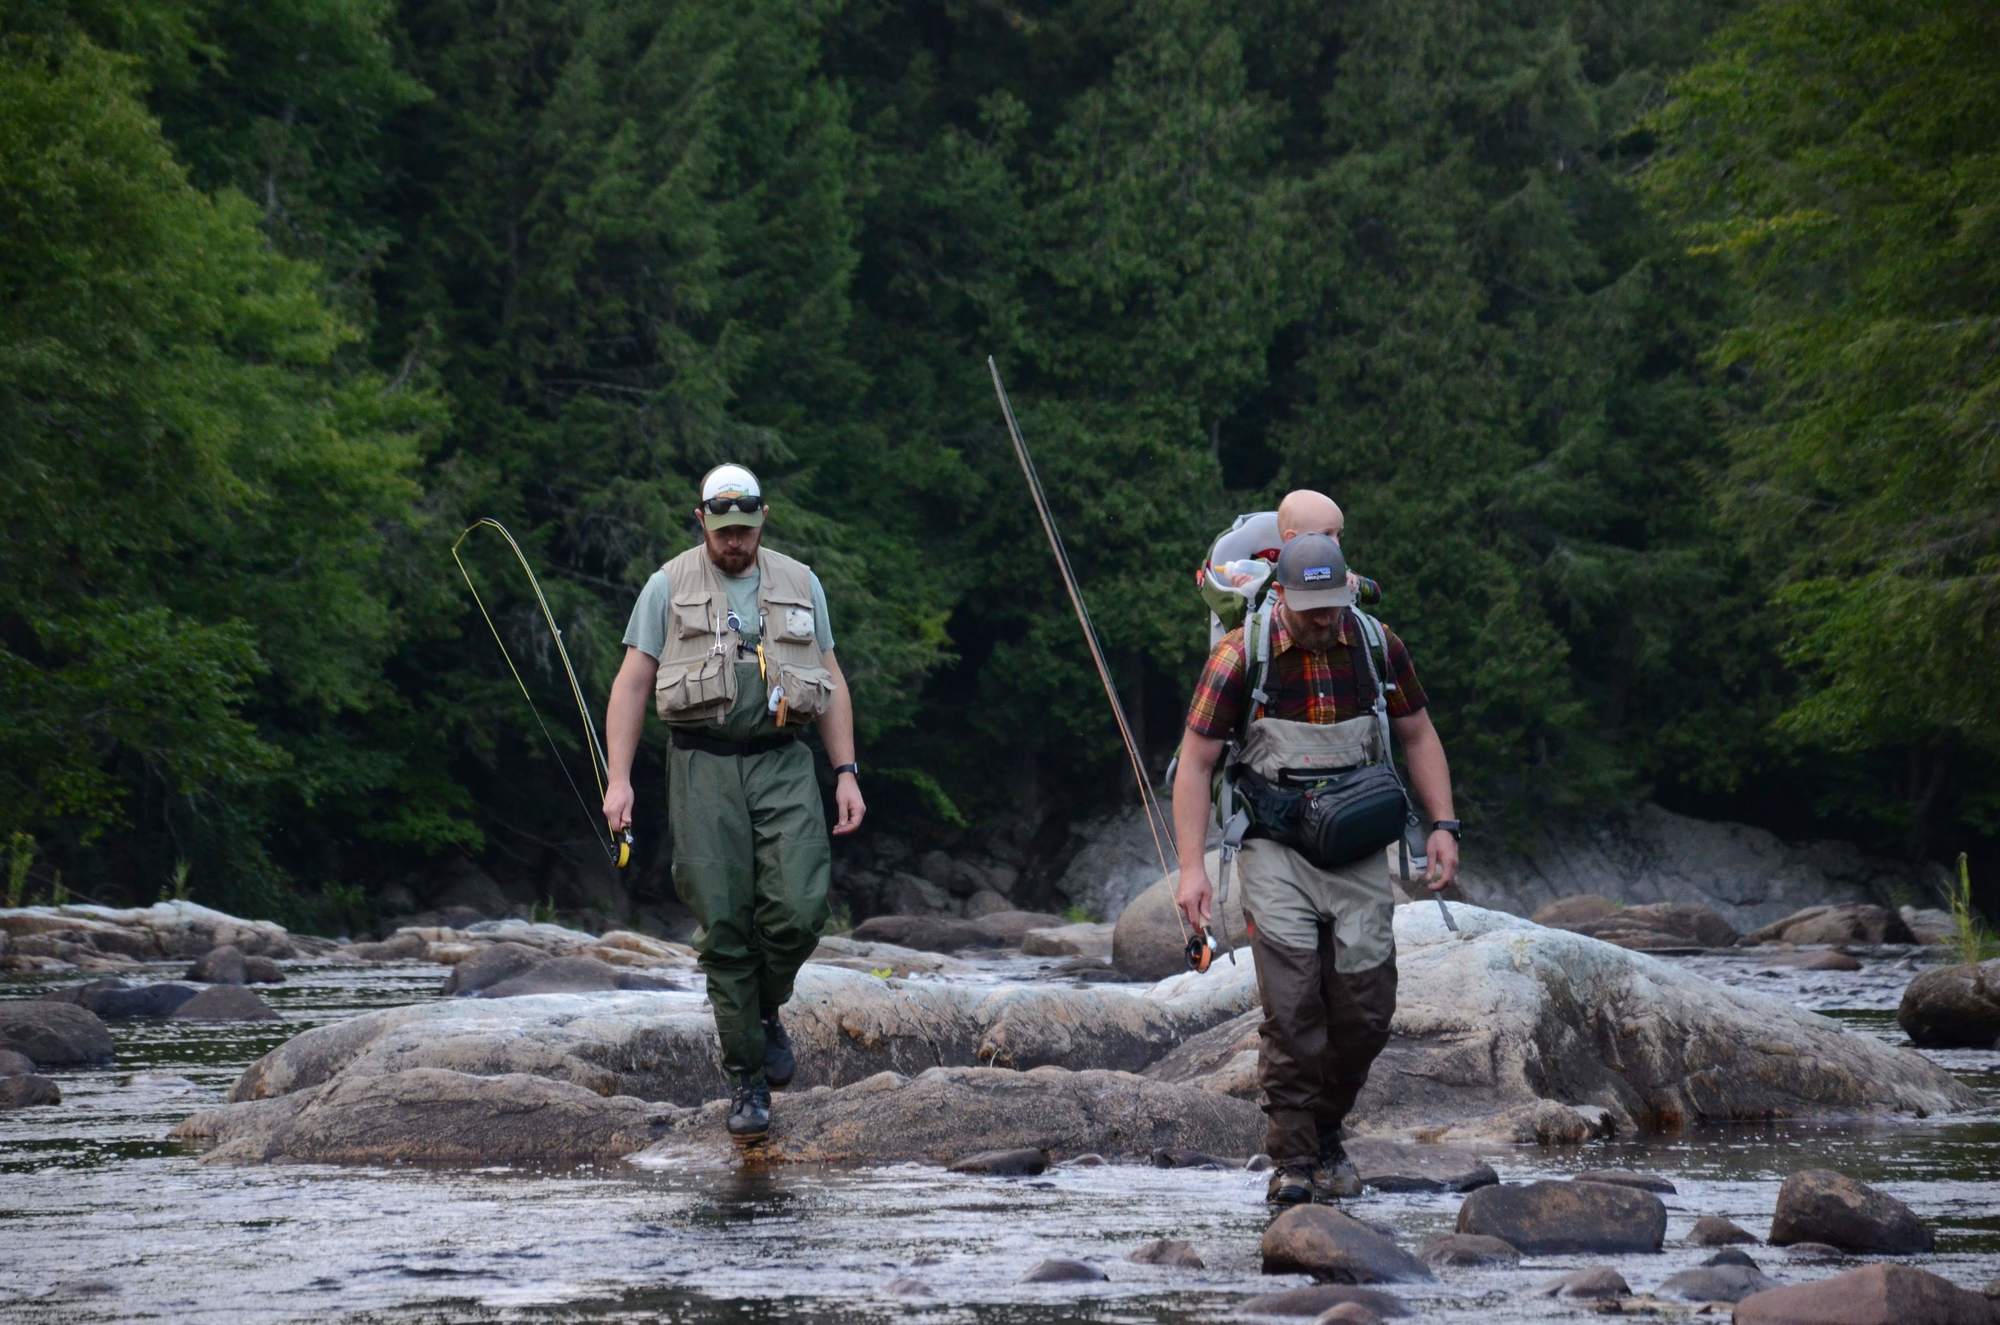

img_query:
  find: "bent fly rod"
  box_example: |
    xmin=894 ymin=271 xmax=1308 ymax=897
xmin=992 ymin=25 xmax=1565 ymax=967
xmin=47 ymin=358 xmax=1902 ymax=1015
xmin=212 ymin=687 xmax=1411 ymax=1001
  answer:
xmin=453 ymin=518 xmax=633 ymax=871
xmin=986 ymin=358 xmax=1192 ymax=958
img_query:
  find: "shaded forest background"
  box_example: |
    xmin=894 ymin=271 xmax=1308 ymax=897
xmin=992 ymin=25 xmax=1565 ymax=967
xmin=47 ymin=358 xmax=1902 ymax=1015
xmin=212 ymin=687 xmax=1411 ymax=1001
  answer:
xmin=3 ymin=0 xmax=1995 ymax=928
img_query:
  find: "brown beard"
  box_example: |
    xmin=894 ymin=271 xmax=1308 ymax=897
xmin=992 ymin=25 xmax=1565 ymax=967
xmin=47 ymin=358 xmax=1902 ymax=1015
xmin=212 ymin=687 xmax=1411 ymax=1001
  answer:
xmin=704 ymin=528 xmax=760 ymax=575
xmin=1283 ymin=606 xmax=1341 ymax=652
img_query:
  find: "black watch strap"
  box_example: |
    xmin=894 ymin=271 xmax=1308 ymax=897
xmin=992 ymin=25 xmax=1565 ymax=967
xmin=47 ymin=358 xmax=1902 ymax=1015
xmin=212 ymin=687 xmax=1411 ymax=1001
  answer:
xmin=833 ymin=761 xmax=860 ymax=778
xmin=1428 ymin=819 xmax=1461 ymax=840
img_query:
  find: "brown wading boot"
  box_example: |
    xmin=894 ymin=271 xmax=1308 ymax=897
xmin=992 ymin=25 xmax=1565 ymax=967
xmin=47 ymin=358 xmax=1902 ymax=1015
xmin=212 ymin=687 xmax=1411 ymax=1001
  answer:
xmin=1313 ymin=1140 xmax=1362 ymax=1202
xmin=726 ymin=1075 xmax=771 ymax=1142
xmin=1265 ymin=1163 xmax=1313 ymax=1206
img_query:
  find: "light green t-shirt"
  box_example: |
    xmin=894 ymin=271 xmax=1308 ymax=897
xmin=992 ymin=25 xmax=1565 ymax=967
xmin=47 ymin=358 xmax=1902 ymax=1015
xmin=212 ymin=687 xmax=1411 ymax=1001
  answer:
xmin=621 ymin=560 xmax=834 ymax=659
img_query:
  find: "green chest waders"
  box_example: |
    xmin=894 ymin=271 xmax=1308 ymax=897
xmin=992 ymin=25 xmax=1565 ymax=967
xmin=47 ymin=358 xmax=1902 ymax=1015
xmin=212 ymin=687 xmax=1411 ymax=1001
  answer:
xmin=667 ymin=654 xmax=832 ymax=1083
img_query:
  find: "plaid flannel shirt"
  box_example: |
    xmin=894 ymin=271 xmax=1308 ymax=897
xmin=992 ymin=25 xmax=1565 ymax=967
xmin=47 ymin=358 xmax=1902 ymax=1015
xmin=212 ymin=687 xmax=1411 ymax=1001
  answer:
xmin=1185 ymin=607 xmax=1428 ymax=740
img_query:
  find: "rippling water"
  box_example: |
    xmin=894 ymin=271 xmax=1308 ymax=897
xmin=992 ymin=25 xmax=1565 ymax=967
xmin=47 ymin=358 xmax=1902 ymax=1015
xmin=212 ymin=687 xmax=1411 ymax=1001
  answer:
xmin=2 ymin=948 xmax=1996 ymax=1323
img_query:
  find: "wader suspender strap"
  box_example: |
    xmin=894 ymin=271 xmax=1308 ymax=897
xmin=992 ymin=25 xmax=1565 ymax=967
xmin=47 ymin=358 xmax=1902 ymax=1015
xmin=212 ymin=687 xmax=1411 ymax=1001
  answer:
xmin=1212 ymin=606 xmax=1274 ymax=965
xmin=1352 ymin=610 xmax=1420 ymax=883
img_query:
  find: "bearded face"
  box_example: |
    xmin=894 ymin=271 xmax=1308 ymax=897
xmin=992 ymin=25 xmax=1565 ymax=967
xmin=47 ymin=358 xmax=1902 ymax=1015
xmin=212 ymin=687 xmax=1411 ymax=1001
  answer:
xmin=702 ymin=518 xmax=761 ymax=575
xmin=1282 ymin=601 xmax=1343 ymax=652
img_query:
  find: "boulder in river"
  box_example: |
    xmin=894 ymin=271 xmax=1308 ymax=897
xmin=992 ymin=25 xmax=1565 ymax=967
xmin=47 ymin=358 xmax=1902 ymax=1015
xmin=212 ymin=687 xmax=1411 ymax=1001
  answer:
xmin=1896 ymin=957 xmax=2000 ymax=1049
xmin=1768 ymin=1169 xmax=1934 ymax=1253
xmin=1740 ymin=904 xmax=1915 ymax=947
xmin=171 ymin=987 xmax=281 ymax=1022
xmin=439 ymin=941 xmax=544 ymax=995
xmin=1572 ymin=1167 xmax=1676 ymax=1194
xmin=0 ymin=1073 xmax=61 ymax=1108
xmin=1017 ymin=1258 xmax=1106 ymax=1284
xmin=1021 ymin=922 xmax=1114 ymax=960
xmin=1534 ymin=1267 xmax=1630 ymax=1299
xmin=1654 ymin=1263 xmax=1778 ymax=1303
xmin=1733 ymin=1263 xmax=2000 ymax=1325
xmin=1416 ymin=1233 xmax=1519 ymax=1267
xmin=1344 ymin=1139 xmax=1496 ymax=1193
xmin=948 ymin=1147 xmax=1048 ymax=1176
xmin=1127 ymin=1239 xmax=1203 ymax=1268
xmin=1454 ymin=1179 xmax=1666 ymax=1255
xmin=972 ymin=910 xmax=1069 ymax=947
xmin=189 ymin=945 xmax=281 ymax=985
xmin=0 ymin=1048 xmax=36 ymax=1074
xmin=1539 ymin=901 xmax=1739 ymax=951
xmin=41 ymin=979 xmax=200 ymax=1019
xmin=847 ymin=915 xmax=1003 ymax=953
xmin=1236 ymin=1285 xmax=1410 ymax=1318
xmin=1109 ymin=850 xmax=1250 ymax=981
xmin=1261 ymin=1205 xmax=1433 ymax=1285
xmin=0 ymin=1001 xmax=114 ymax=1065
xmin=476 ymin=955 xmax=678 ymax=998
xmin=1688 ymin=1214 xmax=1759 ymax=1245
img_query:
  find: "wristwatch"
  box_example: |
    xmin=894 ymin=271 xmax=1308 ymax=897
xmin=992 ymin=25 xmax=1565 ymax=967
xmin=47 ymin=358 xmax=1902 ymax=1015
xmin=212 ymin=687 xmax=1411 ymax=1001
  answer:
xmin=832 ymin=762 xmax=860 ymax=779
xmin=1428 ymin=819 xmax=1461 ymax=840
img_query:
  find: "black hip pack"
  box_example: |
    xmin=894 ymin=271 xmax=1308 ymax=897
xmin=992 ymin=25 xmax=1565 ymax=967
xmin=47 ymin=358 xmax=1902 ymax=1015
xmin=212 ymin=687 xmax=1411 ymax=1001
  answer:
xmin=1234 ymin=763 xmax=1408 ymax=871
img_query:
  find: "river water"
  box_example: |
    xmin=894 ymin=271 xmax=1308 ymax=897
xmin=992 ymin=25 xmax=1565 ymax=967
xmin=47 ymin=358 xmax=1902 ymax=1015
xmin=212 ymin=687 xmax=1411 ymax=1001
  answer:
xmin=2 ymin=948 xmax=1996 ymax=1323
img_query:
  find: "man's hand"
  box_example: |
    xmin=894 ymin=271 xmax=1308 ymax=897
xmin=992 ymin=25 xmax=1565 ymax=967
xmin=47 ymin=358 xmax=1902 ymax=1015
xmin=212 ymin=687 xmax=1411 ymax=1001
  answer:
xmin=832 ymin=772 xmax=866 ymax=835
xmin=1175 ymin=863 xmax=1214 ymax=930
xmin=603 ymin=779 xmax=635 ymax=835
xmin=1424 ymin=829 xmax=1459 ymax=891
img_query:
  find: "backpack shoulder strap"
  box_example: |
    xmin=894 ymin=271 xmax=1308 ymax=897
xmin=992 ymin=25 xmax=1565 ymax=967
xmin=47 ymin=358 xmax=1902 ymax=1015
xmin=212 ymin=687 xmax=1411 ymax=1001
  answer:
xmin=1242 ymin=605 xmax=1276 ymax=741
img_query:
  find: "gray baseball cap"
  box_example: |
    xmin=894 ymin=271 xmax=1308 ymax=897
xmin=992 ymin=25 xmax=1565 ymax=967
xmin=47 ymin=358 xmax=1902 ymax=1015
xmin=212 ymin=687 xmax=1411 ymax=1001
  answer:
xmin=1275 ymin=533 xmax=1354 ymax=610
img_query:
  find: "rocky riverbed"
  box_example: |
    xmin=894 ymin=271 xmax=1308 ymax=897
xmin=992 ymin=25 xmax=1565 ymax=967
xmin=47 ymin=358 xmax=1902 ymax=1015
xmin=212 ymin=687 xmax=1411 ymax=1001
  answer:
xmin=2 ymin=901 xmax=1997 ymax=1323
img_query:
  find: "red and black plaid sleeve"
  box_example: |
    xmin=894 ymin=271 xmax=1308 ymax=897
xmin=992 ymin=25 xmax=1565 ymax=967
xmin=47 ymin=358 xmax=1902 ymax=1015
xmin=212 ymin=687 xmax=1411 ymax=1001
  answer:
xmin=1185 ymin=629 xmax=1250 ymax=738
xmin=1382 ymin=624 xmax=1428 ymax=717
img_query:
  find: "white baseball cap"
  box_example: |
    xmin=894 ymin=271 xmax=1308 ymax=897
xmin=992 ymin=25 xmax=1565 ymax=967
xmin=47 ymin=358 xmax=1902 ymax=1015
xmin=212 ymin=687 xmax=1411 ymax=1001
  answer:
xmin=698 ymin=464 xmax=764 ymax=528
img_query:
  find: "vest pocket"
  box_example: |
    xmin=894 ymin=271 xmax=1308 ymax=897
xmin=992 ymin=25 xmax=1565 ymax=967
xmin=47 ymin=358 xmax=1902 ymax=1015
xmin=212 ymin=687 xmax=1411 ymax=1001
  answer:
xmin=671 ymin=592 xmax=715 ymax=639
xmin=773 ymin=662 xmax=834 ymax=720
xmin=655 ymin=653 xmax=733 ymax=717
xmin=765 ymin=593 xmax=816 ymax=645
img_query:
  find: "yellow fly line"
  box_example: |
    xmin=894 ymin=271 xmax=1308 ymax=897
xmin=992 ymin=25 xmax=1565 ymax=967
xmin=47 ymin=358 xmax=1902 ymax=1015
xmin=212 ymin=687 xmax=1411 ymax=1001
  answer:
xmin=451 ymin=518 xmax=633 ymax=870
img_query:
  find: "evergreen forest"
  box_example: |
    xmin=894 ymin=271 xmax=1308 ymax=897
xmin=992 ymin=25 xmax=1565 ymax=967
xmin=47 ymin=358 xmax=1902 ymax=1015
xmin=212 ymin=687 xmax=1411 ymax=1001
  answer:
xmin=3 ymin=0 xmax=1995 ymax=926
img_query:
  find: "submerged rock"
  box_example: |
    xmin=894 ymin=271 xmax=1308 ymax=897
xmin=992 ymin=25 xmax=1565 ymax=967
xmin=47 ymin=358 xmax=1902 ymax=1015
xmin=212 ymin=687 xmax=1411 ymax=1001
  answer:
xmin=1897 ymin=957 xmax=2000 ymax=1049
xmin=41 ymin=979 xmax=200 ymax=1020
xmin=1572 ymin=1168 xmax=1676 ymax=1193
xmin=0 ymin=1073 xmax=61 ymax=1109
xmin=1454 ymin=1179 xmax=1666 ymax=1255
xmin=948 ymin=1147 xmax=1048 ymax=1176
xmin=1261 ymin=1206 xmax=1433 ymax=1285
xmin=171 ymin=987 xmax=281 ymax=1022
xmin=0 ymin=1001 xmax=114 ymax=1065
xmin=1534 ymin=1267 xmax=1629 ymax=1299
xmin=1655 ymin=1263 xmax=1778 ymax=1303
xmin=1017 ymin=1258 xmax=1106 ymax=1284
xmin=1235 ymin=1284 xmax=1411 ymax=1318
xmin=1768 ymin=1169 xmax=1935 ymax=1253
xmin=1127 ymin=1239 xmax=1203 ymax=1268
xmin=1733 ymin=1264 xmax=2000 ymax=1325
xmin=1688 ymin=1214 xmax=1759 ymax=1246
xmin=1416 ymin=1233 xmax=1519 ymax=1267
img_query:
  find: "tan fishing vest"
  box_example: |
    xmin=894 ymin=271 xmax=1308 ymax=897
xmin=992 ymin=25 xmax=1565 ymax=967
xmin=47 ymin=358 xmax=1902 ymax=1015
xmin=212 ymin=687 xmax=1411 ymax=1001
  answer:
xmin=652 ymin=545 xmax=834 ymax=726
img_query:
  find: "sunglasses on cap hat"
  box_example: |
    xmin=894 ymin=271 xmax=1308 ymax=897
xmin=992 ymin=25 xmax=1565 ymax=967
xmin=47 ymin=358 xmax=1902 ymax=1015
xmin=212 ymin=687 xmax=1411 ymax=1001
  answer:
xmin=701 ymin=495 xmax=763 ymax=516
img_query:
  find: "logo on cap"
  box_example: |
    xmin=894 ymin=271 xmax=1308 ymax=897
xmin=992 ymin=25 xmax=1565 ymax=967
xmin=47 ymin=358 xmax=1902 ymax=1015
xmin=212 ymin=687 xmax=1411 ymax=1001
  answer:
xmin=1302 ymin=566 xmax=1334 ymax=583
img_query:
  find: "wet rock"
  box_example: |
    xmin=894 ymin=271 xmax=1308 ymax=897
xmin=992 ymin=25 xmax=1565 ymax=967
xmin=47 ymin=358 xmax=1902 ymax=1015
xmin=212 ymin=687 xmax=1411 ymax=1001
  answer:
xmin=1703 ymin=1248 xmax=1760 ymax=1267
xmin=1111 ymin=850 xmax=1250 ymax=980
xmin=1261 ymin=1205 xmax=1433 ymax=1284
xmin=1896 ymin=957 xmax=2000 ymax=1049
xmin=243 ymin=956 xmax=285 ymax=984
xmin=948 ymin=1147 xmax=1048 ymax=1176
xmin=190 ymin=945 xmax=248 ymax=984
xmin=808 ymin=934 xmax=972 ymax=978
xmin=0 ymin=1001 xmax=114 ymax=1064
xmin=972 ymin=910 xmax=1069 ymax=947
xmin=1900 ymin=906 xmax=1956 ymax=945
xmin=344 ymin=932 xmax=429 ymax=963
xmin=1417 ymin=1233 xmax=1519 ymax=1267
xmin=1534 ymin=1267 xmax=1629 ymax=1299
xmin=1689 ymin=1215 xmax=1760 ymax=1245
xmin=1063 ymin=1153 xmax=1107 ymax=1167
xmin=1551 ymin=901 xmax=1740 ymax=951
xmin=1741 ymin=904 xmax=1915 ymax=947
xmin=1346 ymin=1140 xmax=1497 ymax=1192
xmin=1314 ymin=1306 xmax=1384 ymax=1325
xmin=1762 ymin=949 xmax=1863 ymax=972
xmin=1531 ymin=895 xmax=1621 ymax=928
xmin=1656 ymin=1263 xmax=1777 ymax=1302
xmin=41 ymin=979 xmax=200 ymax=1019
xmin=171 ymin=987 xmax=281 ymax=1022
xmin=1017 ymin=1258 xmax=1106 ymax=1284
xmin=1237 ymin=1285 xmax=1410 ymax=1318
xmin=1021 ymin=922 xmax=1115 ymax=960
xmin=849 ymin=915 xmax=1003 ymax=952
xmin=638 ymin=1065 xmax=1265 ymax=1166
xmin=879 ymin=1276 xmax=931 ymax=1296
xmin=0 ymin=1073 xmax=61 ymax=1108
xmin=1128 ymin=1238 xmax=1203 ymax=1268
xmin=1734 ymin=1263 xmax=2000 ymax=1325
xmin=1780 ymin=1241 xmax=1848 ymax=1260
xmin=439 ymin=941 xmax=545 ymax=995
xmin=120 ymin=1071 xmax=198 ymax=1091
xmin=1768 ymin=1169 xmax=1934 ymax=1253
xmin=177 ymin=1068 xmax=658 ymax=1164
xmin=1 ymin=901 xmax=311 ymax=962
xmin=962 ymin=889 xmax=1012 ymax=919
xmin=0 ymin=1048 xmax=36 ymax=1074
xmin=1151 ymin=1147 xmax=1226 ymax=1169
xmin=478 ymin=955 xmax=678 ymax=998
xmin=1572 ymin=1168 xmax=1676 ymax=1194
xmin=1455 ymin=1180 xmax=1666 ymax=1255
xmin=1421 ymin=1100 xmax=1613 ymax=1145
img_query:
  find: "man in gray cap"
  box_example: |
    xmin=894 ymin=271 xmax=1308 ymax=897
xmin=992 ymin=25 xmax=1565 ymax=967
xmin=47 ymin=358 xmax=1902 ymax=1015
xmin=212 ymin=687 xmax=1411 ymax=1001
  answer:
xmin=1172 ymin=504 xmax=1459 ymax=1205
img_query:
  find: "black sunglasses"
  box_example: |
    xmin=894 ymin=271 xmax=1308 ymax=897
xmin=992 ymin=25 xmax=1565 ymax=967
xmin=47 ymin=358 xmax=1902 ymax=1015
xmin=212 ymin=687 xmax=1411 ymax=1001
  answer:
xmin=701 ymin=495 xmax=763 ymax=515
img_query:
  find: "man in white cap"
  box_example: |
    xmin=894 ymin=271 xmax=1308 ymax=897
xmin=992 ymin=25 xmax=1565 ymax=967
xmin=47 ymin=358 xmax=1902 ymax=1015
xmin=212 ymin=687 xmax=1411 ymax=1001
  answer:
xmin=602 ymin=463 xmax=865 ymax=1140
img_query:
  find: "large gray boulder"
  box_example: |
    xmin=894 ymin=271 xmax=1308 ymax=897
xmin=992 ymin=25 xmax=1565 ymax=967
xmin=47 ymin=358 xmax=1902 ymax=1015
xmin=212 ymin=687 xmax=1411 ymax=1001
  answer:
xmin=634 ymin=1065 xmax=1265 ymax=1166
xmin=439 ymin=941 xmax=544 ymax=996
xmin=1454 ymin=1180 xmax=1666 ymax=1254
xmin=40 ymin=979 xmax=200 ymax=1019
xmin=1147 ymin=904 xmax=1975 ymax=1135
xmin=1110 ymin=850 xmax=1249 ymax=981
xmin=1768 ymin=1169 xmax=1935 ymax=1253
xmin=1260 ymin=1205 xmax=1432 ymax=1284
xmin=1897 ymin=957 xmax=2000 ymax=1048
xmin=1741 ymin=904 xmax=1916 ymax=947
xmin=0 ymin=1001 xmax=114 ymax=1065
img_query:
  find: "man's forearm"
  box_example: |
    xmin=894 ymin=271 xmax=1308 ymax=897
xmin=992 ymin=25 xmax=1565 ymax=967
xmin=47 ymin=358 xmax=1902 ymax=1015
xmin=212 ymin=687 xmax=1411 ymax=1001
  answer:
xmin=1172 ymin=740 xmax=1220 ymax=874
xmin=817 ymin=680 xmax=857 ymax=765
xmin=605 ymin=672 xmax=648 ymax=783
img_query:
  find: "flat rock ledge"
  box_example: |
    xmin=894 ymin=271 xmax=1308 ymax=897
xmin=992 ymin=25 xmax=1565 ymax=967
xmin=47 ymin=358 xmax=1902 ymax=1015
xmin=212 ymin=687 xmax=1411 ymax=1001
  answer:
xmin=2 ymin=901 xmax=330 ymax=972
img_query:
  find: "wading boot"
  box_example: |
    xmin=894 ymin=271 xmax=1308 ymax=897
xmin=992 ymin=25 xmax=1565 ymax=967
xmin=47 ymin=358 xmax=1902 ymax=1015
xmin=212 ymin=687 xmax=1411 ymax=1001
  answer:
xmin=1265 ymin=1164 xmax=1313 ymax=1207
xmin=726 ymin=1077 xmax=771 ymax=1142
xmin=1312 ymin=1141 xmax=1362 ymax=1202
xmin=762 ymin=1014 xmax=796 ymax=1089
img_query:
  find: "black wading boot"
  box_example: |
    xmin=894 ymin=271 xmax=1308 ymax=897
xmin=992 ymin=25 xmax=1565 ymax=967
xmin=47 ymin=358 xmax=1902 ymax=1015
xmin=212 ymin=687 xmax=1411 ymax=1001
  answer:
xmin=1312 ymin=1140 xmax=1362 ymax=1202
xmin=1265 ymin=1164 xmax=1313 ymax=1207
xmin=762 ymin=1014 xmax=795 ymax=1089
xmin=726 ymin=1077 xmax=771 ymax=1141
